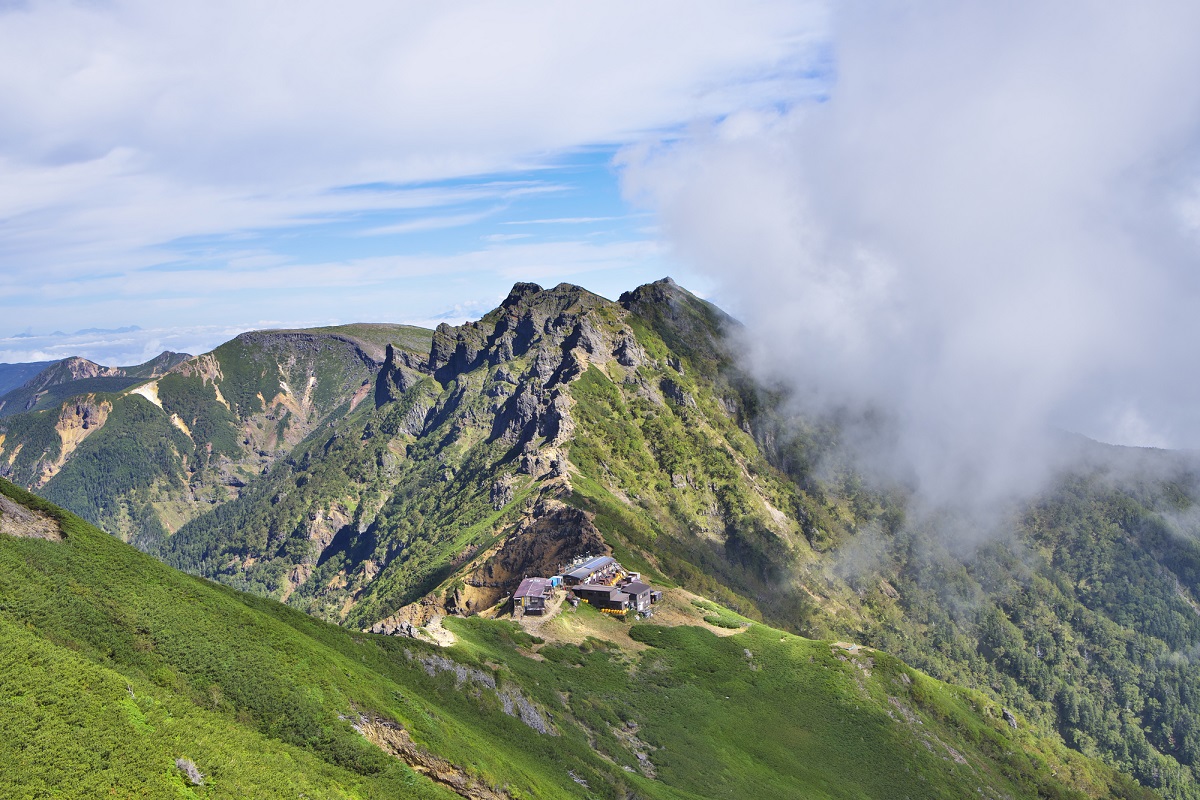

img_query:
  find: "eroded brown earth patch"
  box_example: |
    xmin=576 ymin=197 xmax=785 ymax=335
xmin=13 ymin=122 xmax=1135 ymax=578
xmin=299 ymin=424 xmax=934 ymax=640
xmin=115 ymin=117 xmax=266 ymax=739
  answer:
xmin=0 ymin=493 xmax=61 ymax=541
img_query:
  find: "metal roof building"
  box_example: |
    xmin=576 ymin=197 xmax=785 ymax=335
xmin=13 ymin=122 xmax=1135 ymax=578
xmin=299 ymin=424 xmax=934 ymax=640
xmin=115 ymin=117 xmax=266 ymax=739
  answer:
xmin=563 ymin=555 xmax=616 ymax=586
xmin=623 ymin=581 xmax=652 ymax=611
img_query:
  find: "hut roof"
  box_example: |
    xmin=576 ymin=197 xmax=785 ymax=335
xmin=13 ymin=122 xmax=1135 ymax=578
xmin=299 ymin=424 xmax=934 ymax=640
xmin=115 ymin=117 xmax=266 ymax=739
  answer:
xmin=514 ymin=577 xmax=553 ymax=600
xmin=565 ymin=555 xmax=616 ymax=581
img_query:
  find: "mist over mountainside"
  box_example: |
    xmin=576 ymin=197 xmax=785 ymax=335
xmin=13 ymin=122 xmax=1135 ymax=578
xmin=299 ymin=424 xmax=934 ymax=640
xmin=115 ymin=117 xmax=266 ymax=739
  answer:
xmin=5 ymin=279 xmax=1200 ymax=796
xmin=618 ymin=1 xmax=1200 ymax=508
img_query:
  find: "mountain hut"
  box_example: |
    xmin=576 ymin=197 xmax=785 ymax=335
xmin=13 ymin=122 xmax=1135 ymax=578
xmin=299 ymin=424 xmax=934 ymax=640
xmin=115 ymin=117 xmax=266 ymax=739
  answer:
xmin=562 ymin=555 xmax=617 ymax=587
xmin=572 ymin=583 xmax=630 ymax=611
xmin=513 ymin=577 xmax=554 ymax=615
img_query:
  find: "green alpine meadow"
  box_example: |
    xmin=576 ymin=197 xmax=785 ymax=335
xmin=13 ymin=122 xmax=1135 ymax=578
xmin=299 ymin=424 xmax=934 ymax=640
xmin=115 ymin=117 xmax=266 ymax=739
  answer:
xmin=0 ymin=477 xmax=1151 ymax=798
xmin=3 ymin=279 xmax=1200 ymax=798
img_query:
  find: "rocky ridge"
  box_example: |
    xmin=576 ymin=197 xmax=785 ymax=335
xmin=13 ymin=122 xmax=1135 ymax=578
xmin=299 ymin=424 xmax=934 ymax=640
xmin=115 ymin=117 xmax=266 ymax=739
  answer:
xmin=154 ymin=280 xmax=722 ymax=627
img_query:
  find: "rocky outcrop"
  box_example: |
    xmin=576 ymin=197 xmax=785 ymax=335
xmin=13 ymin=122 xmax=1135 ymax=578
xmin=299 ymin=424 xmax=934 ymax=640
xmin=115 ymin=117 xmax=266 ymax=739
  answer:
xmin=492 ymin=384 xmax=542 ymax=444
xmin=126 ymin=351 xmax=192 ymax=378
xmin=375 ymin=343 xmax=430 ymax=406
xmin=406 ymin=650 xmax=556 ymax=736
xmin=369 ymin=593 xmax=444 ymax=635
xmin=370 ymin=493 xmax=605 ymax=630
xmin=37 ymin=357 xmax=123 ymax=385
xmin=491 ymin=380 xmax=576 ymax=450
xmin=418 ymin=284 xmax=668 ymax=471
xmin=306 ymin=503 xmax=352 ymax=561
xmin=619 ymin=276 xmax=739 ymax=373
xmin=490 ymin=475 xmax=514 ymax=510
xmin=172 ymin=353 xmax=225 ymax=387
xmin=613 ymin=331 xmax=646 ymax=368
xmin=174 ymin=758 xmax=204 ymax=787
xmin=660 ymin=378 xmax=696 ymax=408
xmin=0 ymin=492 xmax=61 ymax=541
xmin=458 ymin=497 xmax=606 ymax=611
xmin=354 ymin=715 xmax=513 ymax=800
xmin=38 ymin=396 xmax=111 ymax=486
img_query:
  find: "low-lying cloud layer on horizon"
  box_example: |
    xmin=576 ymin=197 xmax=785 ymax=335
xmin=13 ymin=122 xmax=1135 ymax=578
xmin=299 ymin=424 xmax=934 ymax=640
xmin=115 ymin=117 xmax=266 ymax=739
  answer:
xmin=622 ymin=1 xmax=1200 ymax=508
xmin=0 ymin=325 xmax=263 ymax=369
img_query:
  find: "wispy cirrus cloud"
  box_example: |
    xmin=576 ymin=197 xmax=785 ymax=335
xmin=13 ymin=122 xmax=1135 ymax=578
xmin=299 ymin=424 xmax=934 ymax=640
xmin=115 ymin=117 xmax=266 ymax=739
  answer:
xmin=0 ymin=0 xmax=829 ymax=341
xmin=502 ymin=216 xmax=631 ymax=226
xmin=0 ymin=235 xmax=672 ymax=364
xmin=358 ymin=209 xmax=503 ymax=237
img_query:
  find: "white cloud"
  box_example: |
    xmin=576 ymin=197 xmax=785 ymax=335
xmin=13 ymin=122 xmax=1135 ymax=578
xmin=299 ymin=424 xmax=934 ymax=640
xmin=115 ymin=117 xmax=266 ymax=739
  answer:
xmin=621 ymin=0 xmax=1200 ymax=507
xmin=0 ymin=236 xmax=678 ymax=363
xmin=503 ymin=216 xmax=627 ymax=226
xmin=358 ymin=209 xmax=501 ymax=237
xmin=0 ymin=0 xmax=827 ymax=297
xmin=1104 ymin=405 xmax=1172 ymax=451
xmin=482 ymin=233 xmax=533 ymax=243
xmin=0 ymin=324 xmax=263 ymax=367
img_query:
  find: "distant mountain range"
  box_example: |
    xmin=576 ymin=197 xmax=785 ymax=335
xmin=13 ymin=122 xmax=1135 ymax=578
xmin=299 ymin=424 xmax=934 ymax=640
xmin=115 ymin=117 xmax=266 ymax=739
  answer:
xmin=0 ymin=351 xmax=192 ymax=418
xmin=10 ymin=324 xmax=143 ymax=338
xmin=2 ymin=279 xmax=1200 ymax=797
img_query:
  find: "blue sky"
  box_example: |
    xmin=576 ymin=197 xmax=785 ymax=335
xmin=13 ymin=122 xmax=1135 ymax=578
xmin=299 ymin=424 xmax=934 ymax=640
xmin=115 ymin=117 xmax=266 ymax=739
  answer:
xmin=0 ymin=150 xmax=688 ymax=364
xmin=0 ymin=0 xmax=828 ymax=366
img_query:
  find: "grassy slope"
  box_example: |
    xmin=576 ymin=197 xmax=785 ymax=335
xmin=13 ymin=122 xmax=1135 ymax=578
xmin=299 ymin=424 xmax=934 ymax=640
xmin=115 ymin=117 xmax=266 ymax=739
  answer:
xmin=304 ymin=323 xmax=434 ymax=355
xmin=568 ymin=285 xmax=1200 ymax=798
xmin=0 ymin=477 xmax=1147 ymax=800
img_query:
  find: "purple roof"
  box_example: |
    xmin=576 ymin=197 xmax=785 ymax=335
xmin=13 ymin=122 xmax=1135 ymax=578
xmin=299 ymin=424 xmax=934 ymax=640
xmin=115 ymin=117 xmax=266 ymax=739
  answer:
xmin=514 ymin=577 xmax=553 ymax=600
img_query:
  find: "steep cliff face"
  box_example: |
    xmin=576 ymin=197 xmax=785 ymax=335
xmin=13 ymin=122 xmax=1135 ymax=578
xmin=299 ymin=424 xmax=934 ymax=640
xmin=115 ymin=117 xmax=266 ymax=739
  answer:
xmin=153 ymin=280 xmax=812 ymax=633
xmin=38 ymin=396 xmax=112 ymax=486
xmin=161 ymin=283 xmax=654 ymax=623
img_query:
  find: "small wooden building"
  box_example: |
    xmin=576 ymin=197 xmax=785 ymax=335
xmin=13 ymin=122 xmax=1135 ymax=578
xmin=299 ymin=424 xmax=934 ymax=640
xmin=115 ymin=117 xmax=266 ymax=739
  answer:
xmin=513 ymin=577 xmax=554 ymax=615
xmin=622 ymin=580 xmax=653 ymax=612
xmin=571 ymin=583 xmax=630 ymax=611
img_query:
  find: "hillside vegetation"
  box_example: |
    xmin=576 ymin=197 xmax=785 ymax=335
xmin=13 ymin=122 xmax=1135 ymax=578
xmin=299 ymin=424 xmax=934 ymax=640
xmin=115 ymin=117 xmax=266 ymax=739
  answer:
xmin=0 ymin=326 xmax=429 ymax=543
xmin=0 ymin=477 xmax=1148 ymax=799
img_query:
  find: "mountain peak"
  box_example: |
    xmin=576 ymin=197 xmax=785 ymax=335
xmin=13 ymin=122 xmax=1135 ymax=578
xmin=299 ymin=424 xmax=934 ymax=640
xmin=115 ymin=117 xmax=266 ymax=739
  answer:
xmin=501 ymin=281 xmax=544 ymax=308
